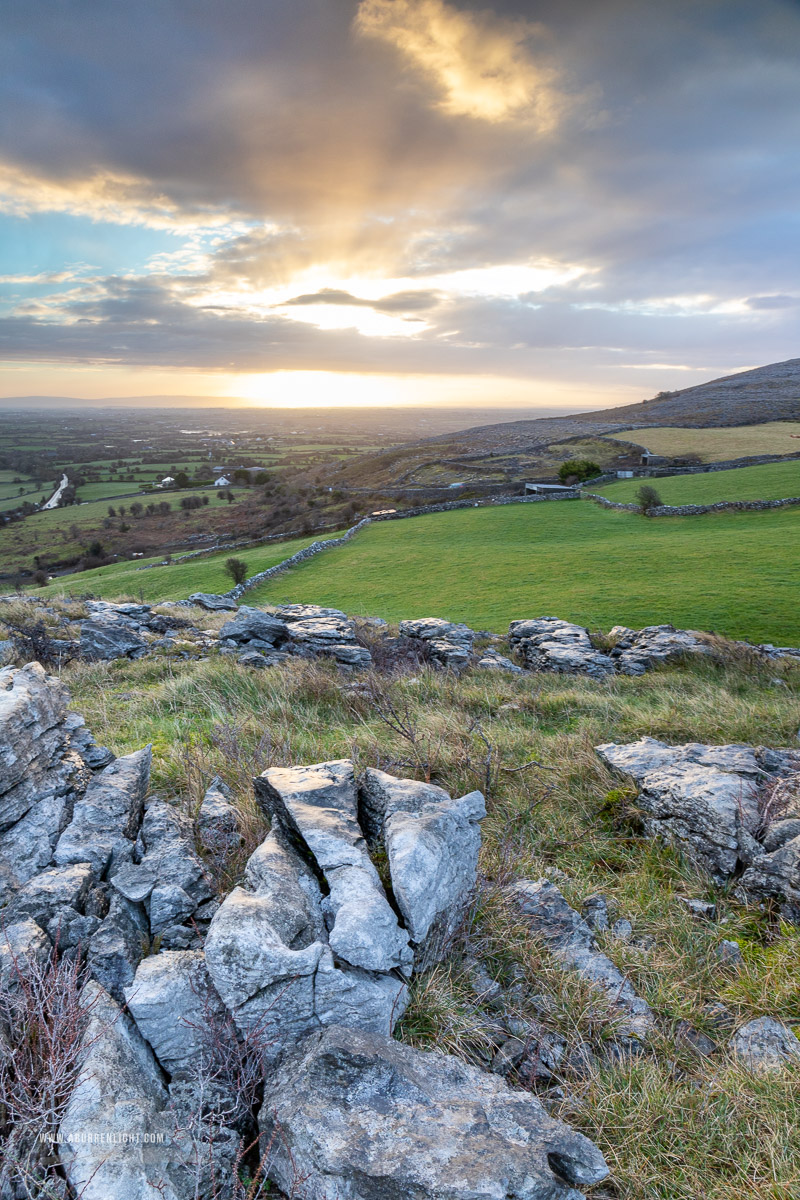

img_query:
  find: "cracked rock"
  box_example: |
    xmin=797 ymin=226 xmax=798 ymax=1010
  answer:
xmin=260 ymin=1024 xmax=610 ymax=1200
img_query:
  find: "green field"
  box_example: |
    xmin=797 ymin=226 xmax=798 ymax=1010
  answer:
xmin=610 ymin=422 xmax=800 ymax=462
xmin=246 ymin=502 xmax=800 ymax=642
xmin=38 ymin=530 xmax=342 ymax=602
xmin=596 ymin=459 xmax=800 ymax=504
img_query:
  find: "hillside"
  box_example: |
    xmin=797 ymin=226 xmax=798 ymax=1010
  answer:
xmin=335 ymin=359 xmax=800 ymax=490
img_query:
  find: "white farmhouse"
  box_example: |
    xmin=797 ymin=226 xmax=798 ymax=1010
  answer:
xmin=214 ymin=475 xmax=232 ymax=487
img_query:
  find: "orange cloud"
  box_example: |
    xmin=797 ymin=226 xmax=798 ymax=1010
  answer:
xmin=355 ymin=0 xmax=563 ymax=129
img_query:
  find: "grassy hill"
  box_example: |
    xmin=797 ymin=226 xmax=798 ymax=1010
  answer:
xmin=596 ymin=460 xmax=800 ymax=504
xmin=330 ymin=360 xmax=800 ymax=494
xmin=37 ymin=530 xmax=339 ymax=603
xmin=246 ymin=502 xmax=800 ymax=643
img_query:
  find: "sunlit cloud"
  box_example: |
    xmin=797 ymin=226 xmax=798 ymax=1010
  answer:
xmin=355 ymin=0 xmax=563 ymax=128
xmin=0 ymin=162 xmax=250 ymax=233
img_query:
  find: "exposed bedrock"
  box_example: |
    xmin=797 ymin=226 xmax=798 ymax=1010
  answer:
xmin=597 ymin=736 xmax=800 ymax=917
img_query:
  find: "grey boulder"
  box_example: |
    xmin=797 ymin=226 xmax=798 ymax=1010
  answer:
xmin=59 ymin=981 xmax=190 ymax=1200
xmin=256 ymin=761 xmax=412 ymax=973
xmin=80 ymin=618 xmax=148 ymax=661
xmin=187 ymin=592 xmax=238 ymax=612
xmin=125 ymin=950 xmax=225 ymax=1079
xmin=360 ymin=767 xmax=485 ymax=965
xmin=218 ymin=605 xmax=287 ymax=647
xmin=509 ymin=618 xmax=615 ymax=679
xmin=259 ymin=1024 xmax=610 ymax=1200
xmin=398 ymin=617 xmax=474 ymax=670
xmin=729 ymin=1017 xmax=800 ymax=1074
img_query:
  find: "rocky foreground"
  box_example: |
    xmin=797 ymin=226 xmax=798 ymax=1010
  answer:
xmin=1 ymin=607 xmax=800 ymax=1198
xmin=2 ymin=593 xmax=799 ymax=677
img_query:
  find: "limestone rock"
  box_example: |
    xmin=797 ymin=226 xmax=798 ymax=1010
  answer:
xmin=0 ymin=918 xmax=51 ymax=989
xmin=256 ymin=761 xmax=412 ymax=973
xmin=113 ymin=797 xmax=212 ymax=936
xmin=729 ymin=1017 xmax=800 ymax=1074
xmin=4 ymin=863 xmax=94 ymax=929
xmin=187 ymin=592 xmax=238 ymax=611
xmin=398 ymin=616 xmax=474 ymax=670
xmin=360 ymin=767 xmax=485 ymax=965
xmin=59 ymin=981 xmax=190 ymax=1200
xmin=598 ymin=737 xmax=800 ymax=896
xmin=197 ymin=776 xmax=240 ymax=856
xmin=509 ymin=618 xmax=615 ymax=679
xmin=125 ymin=950 xmax=225 ymax=1080
xmin=80 ymin=618 xmax=148 ymax=661
xmin=278 ymin=604 xmax=372 ymax=667
xmin=87 ymin=891 xmax=149 ymax=1001
xmin=205 ymin=829 xmax=407 ymax=1056
xmin=609 ymin=624 xmax=712 ymax=675
xmin=476 ymin=647 xmax=524 ymax=673
xmin=260 ymin=1024 xmax=610 ymax=1200
xmin=0 ymin=661 xmax=69 ymax=798
xmin=55 ymin=746 xmax=151 ymax=877
xmin=506 ymin=879 xmax=653 ymax=1046
xmin=218 ymin=606 xmax=287 ymax=647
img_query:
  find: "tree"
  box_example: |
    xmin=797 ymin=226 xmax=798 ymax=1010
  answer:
xmin=224 ymin=557 xmax=248 ymax=585
xmin=557 ymin=459 xmax=602 ymax=484
xmin=635 ymin=484 xmax=663 ymax=515
xmin=175 ymin=471 xmax=190 ymax=488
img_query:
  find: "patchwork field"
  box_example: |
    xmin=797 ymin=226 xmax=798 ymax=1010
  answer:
xmin=609 ymin=422 xmax=800 ymax=462
xmin=596 ymin=459 xmax=800 ymax=504
xmin=246 ymin=501 xmax=800 ymax=643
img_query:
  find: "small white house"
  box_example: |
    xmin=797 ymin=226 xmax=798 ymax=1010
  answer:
xmin=161 ymin=476 xmax=175 ymax=486
xmin=214 ymin=475 xmax=231 ymax=487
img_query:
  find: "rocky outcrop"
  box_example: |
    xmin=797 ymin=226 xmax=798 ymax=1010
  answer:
xmin=398 ymin=616 xmax=474 ymax=669
xmin=219 ymin=602 xmax=371 ymax=667
xmin=260 ymin=1024 xmax=610 ymax=1200
xmin=80 ymin=616 xmax=148 ymax=661
xmin=0 ymin=664 xmax=624 ymax=1197
xmin=598 ymin=736 xmax=800 ymax=917
xmin=59 ymin=980 xmax=190 ymax=1200
xmin=608 ymin=624 xmax=713 ymax=675
xmin=505 ymin=879 xmax=654 ymax=1050
xmin=0 ymin=662 xmax=111 ymax=903
xmin=360 ymin=768 xmax=485 ymax=965
xmin=187 ymin=592 xmax=238 ymax=611
xmin=509 ymin=618 xmax=615 ymax=679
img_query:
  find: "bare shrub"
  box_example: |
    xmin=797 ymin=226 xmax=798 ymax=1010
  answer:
xmin=635 ymin=484 xmax=663 ymax=515
xmin=755 ymin=771 xmax=800 ymax=835
xmin=0 ymin=945 xmax=99 ymax=1195
xmin=223 ymin=557 xmax=249 ymax=586
xmin=350 ymin=674 xmax=448 ymax=781
xmin=2 ymin=617 xmax=77 ymax=669
xmin=353 ymin=621 xmax=433 ymax=675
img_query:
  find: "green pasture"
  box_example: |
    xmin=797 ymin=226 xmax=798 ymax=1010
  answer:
xmin=247 ymin=501 xmax=800 ymax=643
xmin=595 ymin=460 xmax=800 ymax=504
xmin=38 ymin=530 xmax=342 ymax=602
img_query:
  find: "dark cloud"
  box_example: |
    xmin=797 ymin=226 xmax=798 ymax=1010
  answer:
xmin=0 ymin=0 xmax=799 ymax=388
xmin=282 ymin=288 xmax=440 ymax=312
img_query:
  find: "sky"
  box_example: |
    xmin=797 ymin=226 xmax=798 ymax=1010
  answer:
xmin=0 ymin=0 xmax=798 ymax=410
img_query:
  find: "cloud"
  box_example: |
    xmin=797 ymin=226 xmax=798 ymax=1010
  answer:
xmin=282 ymin=287 xmax=441 ymax=313
xmin=355 ymin=0 xmax=564 ymax=127
xmin=1 ymin=0 xmax=800 ymax=400
xmin=746 ymin=294 xmax=800 ymax=310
